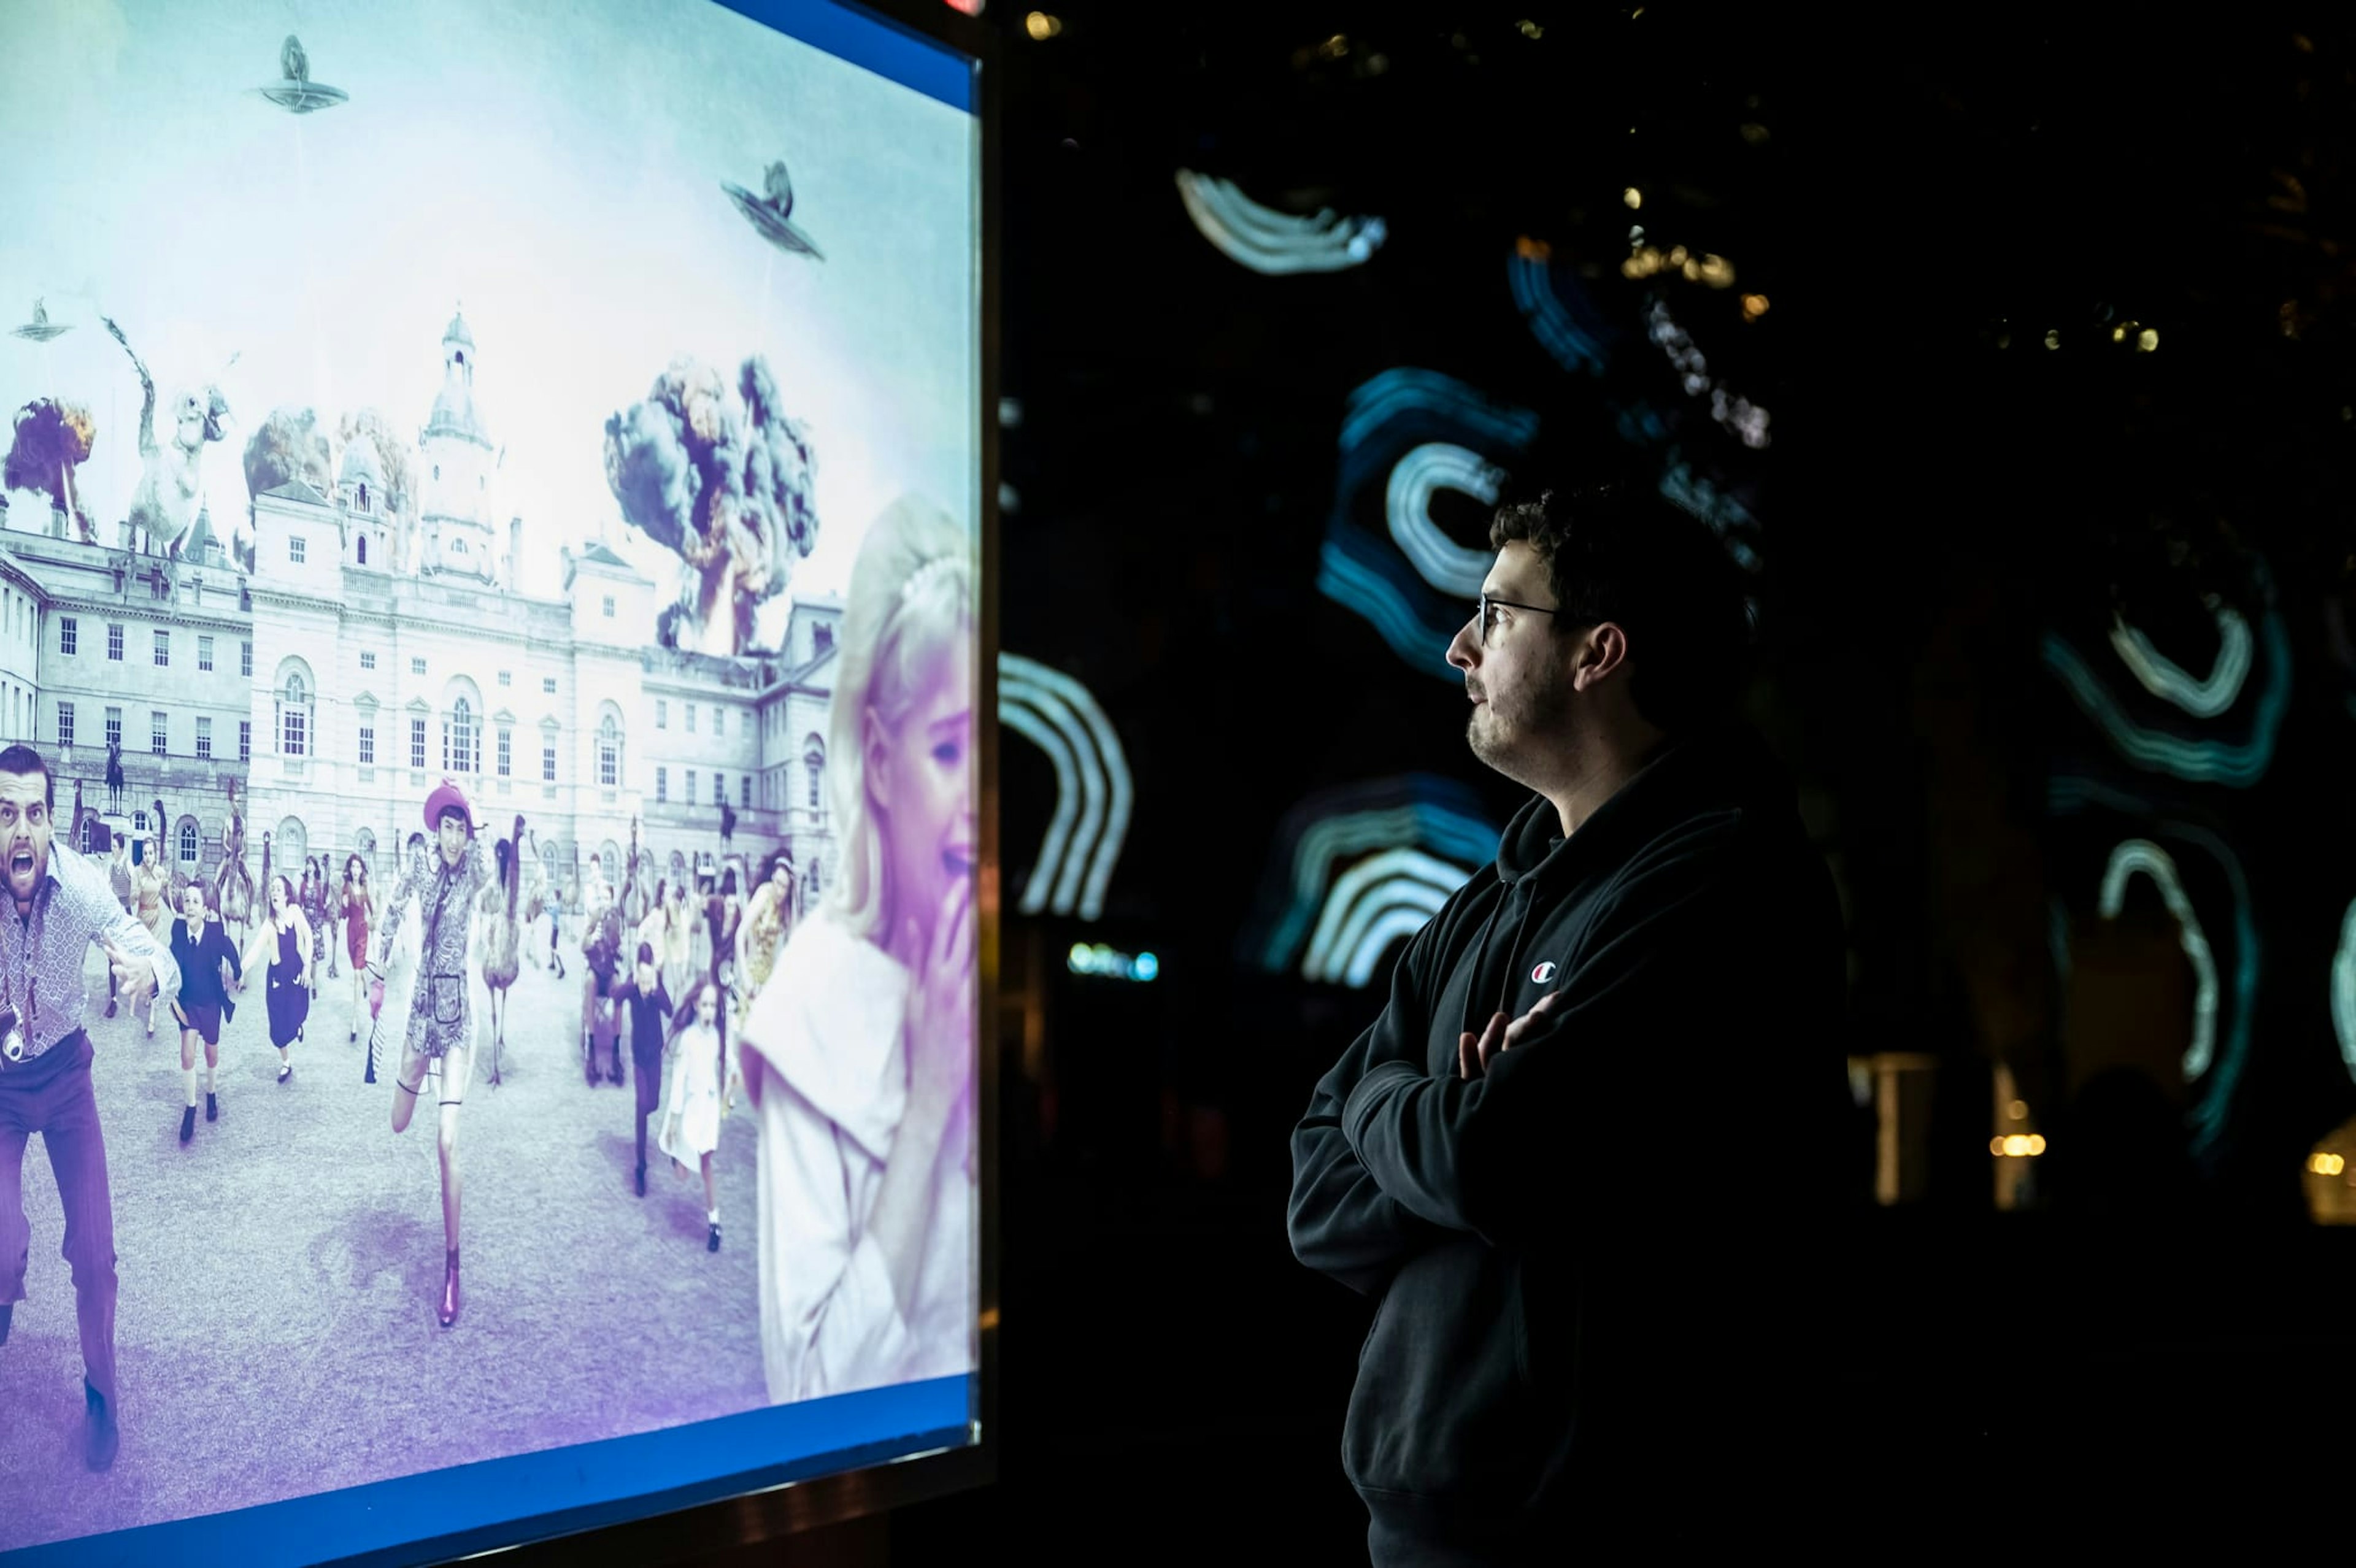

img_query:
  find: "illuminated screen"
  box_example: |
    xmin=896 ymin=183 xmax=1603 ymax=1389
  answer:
xmin=0 ymin=1 xmax=982 ymax=1561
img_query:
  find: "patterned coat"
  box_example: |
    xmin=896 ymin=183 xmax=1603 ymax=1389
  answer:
xmin=384 ymin=835 xmax=491 ymax=1059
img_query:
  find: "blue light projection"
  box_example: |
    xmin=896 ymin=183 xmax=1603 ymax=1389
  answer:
xmin=1507 ymin=244 xmax=1614 ymax=377
xmin=1174 ymin=170 xmax=1387 ymax=275
xmin=1241 ymin=774 xmax=1501 ymax=985
xmin=2041 ymin=559 xmax=2291 ymax=788
xmin=1322 ymin=369 xmax=1540 ymax=680
xmin=999 ymin=653 xmax=1132 ymax=922
xmin=2097 ymin=839 xmax=2219 ymax=1081
xmin=2048 ymin=774 xmax=2258 ymax=1155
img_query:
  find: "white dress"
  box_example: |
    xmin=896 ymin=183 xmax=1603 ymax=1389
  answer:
xmin=657 ymin=1021 xmax=726 ymax=1163
xmin=739 ymin=911 xmax=976 ymax=1405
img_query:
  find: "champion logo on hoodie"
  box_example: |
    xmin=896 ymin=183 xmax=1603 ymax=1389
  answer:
xmin=1530 ymin=961 xmax=1558 ymax=983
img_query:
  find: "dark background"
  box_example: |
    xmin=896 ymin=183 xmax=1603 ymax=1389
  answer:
xmin=720 ymin=4 xmax=2356 ymax=1558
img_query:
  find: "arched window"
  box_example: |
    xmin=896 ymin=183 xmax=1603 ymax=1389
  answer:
xmin=598 ymin=714 xmax=620 ymax=787
xmin=282 ymin=672 xmax=307 ymax=755
xmin=177 ymin=820 xmax=199 ymax=866
xmin=357 ymin=535 xmax=368 ymax=564
xmin=357 ymin=483 xmax=369 ymax=512
xmin=445 ymin=697 xmax=476 ymax=774
xmin=804 ymin=737 xmax=825 ymax=811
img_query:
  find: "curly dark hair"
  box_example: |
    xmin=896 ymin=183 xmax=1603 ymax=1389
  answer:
xmin=1487 ymin=479 xmax=1751 ymax=732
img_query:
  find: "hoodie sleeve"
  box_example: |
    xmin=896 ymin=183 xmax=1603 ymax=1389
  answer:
xmin=1288 ymin=916 xmax=1456 ymax=1293
xmin=1338 ymin=839 xmax=1734 ymax=1248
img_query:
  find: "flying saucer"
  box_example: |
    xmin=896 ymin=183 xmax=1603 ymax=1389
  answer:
xmin=723 ymin=160 xmax=824 ymax=260
xmin=10 ymin=299 xmax=69 ymax=342
xmin=260 ymin=34 xmax=347 ymax=113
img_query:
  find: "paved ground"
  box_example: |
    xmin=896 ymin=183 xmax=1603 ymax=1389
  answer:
xmin=0 ymin=937 xmax=764 ymax=1553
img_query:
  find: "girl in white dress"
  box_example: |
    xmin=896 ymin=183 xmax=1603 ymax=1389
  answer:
xmin=739 ymin=495 xmax=977 ymax=1404
xmin=657 ymin=977 xmax=739 ymax=1251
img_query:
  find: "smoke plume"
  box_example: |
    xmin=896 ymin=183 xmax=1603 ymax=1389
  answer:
xmin=602 ymin=355 xmax=817 ymax=655
xmin=242 ymin=405 xmax=333 ymax=500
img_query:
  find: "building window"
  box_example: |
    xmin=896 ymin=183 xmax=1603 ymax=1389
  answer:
xmin=153 ymin=629 xmax=169 ymax=667
xmin=241 ymin=640 xmax=253 ymax=678
xmin=814 ymin=624 xmax=833 ymax=655
xmin=685 ymin=704 xmax=696 ymax=735
xmin=179 ymin=821 xmax=198 ymax=866
xmin=195 ymin=717 xmax=212 ymax=759
xmin=198 ymin=634 xmax=214 ymax=671
xmin=58 ymin=617 xmax=75 ymax=656
xmin=150 ymin=711 xmax=167 ymax=756
xmin=602 ymin=595 xmax=616 ymax=618
xmin=105 ymin=707 xmax=121 ymax=749
xmin=358 ymin=725 xmax=374 ymax=765
xmin=741 ymin=775 xmax=752 ymax=809
xmin=685 ymin=769 xmax=697 ymax=804
xmin=290 ymin=536 xmax=306 ymax=564
xmin=712 ymin=773 xmax=725 ymax=807
xmin=133 ymin=810 xmax=147 ymax=834
xmin=360 ymin=650 xmax=376 ymax=671
xmin=446 ymin=698 xmax=477 ymax=774
xmin=411 ymin=657 xmax=426 ymax=677
xmin=542 ymin=745 xmax=556 ymax=783
xmin=655 ymin=699 xmax=667 ymax=729
xmin=713 ymin=708 xmax=725 ymax=739
xmin=453 ymin=537 xmax=468 ymax=554
xmin=282 ymin=674 xmax=307 ymax=755
xmin=107 ymin=623 xmax=123 ymax=661
xmin=806 ymin=746 xmax=823 ymax=809
xmin=543 ymin=676 xmax=556 ymax=694
xmin=239 ymin=720 xmax=251 ymax=763
xmin=56 ymin=701 xmax=72 ymax=748
xmin=497 ymin=727 xmax=512 ymax=777
xmin=357 ymin=536 xmax=368 ymax=565
xmin=498 ymin=670 xmax=511 ymax=688
xmin=410 ymin=718 xmax=427 ymax=770
xmin=598 ymin=715 xmax=619 ymax=787
xmin=655 ymin=767 xmax=668 ymax=804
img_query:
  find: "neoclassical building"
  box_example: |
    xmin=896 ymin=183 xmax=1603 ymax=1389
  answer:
xmin=4 ymin=310 xmax=842 ymax=910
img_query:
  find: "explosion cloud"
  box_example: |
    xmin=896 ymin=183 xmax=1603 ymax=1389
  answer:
xmin=4 ymin=398 xmax=98 ymax=540
xmin=242 ymin=405 xmax=334 ymax=501
xmin=337 ymin=407 xmax=416 ymax=523
xmin=602 ymin=355 xmax=817 ymax=655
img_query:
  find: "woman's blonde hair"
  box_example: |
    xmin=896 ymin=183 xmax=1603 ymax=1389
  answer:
xmin=825 ymin=494 xmax=974 ymax=945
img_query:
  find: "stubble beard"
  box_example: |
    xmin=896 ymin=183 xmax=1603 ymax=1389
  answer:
xmin=1465 ymin=666 xmax=1571 ymax=791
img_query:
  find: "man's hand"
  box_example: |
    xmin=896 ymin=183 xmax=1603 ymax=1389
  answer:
xmin=1457 ymin=990 xmax=1563 ymax=1080
xmin=100 ymin=936 xmax=153 ymax=1007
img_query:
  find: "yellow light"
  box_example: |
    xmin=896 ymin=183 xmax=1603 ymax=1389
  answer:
xmin=1515 ymin=235 xmax=1553 ymax=261
xmin=2027 ymin=1135 xmax=2046 ymax=1156
xmin=1024 ymin=10 xmax=1061 ymax=39
xmin=2137 ymin=328 xmax=2159 ymax=352
xmin=2112 ymin=326 xmax=2127 ymax=342
xmin=1741 ymin=293 xmax=1769 ymax=320
xmin=1668 ymin=244 xmax=1688 ymax=266
xmin=1318 ymin=33 xmax=1349 ymax=60
xmin=1623 ymin=186 xmax=1642 ymax=209
xmin=2312 ymin=1152 xmax=2347 ymax=1176
xmin=1989 ymin=1137 xmax=2008 ymax=1156
xmin=2008 ymin=1099 xmax=2028 ymax=1120
xmin=1517 ymin=18 xmax=1545 ymax=39
xmin=2044 ymin=330 xmax=2060 ymax=350
xmin=1068 ymin=942 xmax=1090 ymax=966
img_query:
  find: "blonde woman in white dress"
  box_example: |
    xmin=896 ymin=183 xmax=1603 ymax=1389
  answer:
xmin=739 ymin=495 xmax=977 ymax=1404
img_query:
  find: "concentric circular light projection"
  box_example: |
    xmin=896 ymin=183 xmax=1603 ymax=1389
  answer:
xmin=1507 ymin=243 xmax=1613 ymax=377
xmin=1385 ymin=443 xmax=1507 ymax=596
xmin=1240 ymin=774 xmax=1501 ymax=984
xmin=2098 ymin=838 xmax=2219 ymax=1082
xmin=1174 ymin=170 xmax=1386 ymax=275
xmin=2106 ymin=599 xmax=2253 ymax=718
xmin=999 ymin=652 xmax=1131 ymax=921
xmin=2042 ymin=558 xmax=2289 ymax=788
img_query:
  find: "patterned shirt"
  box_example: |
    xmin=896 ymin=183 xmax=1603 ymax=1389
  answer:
xmin=383 ymin=835 xmax=490 ymax=1058
xmin=0 ymin=840 xmax=180 ymax=1061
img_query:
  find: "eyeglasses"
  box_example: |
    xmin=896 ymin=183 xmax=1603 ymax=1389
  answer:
xmin=1474 ymin=593 xmax=1560 ymax=647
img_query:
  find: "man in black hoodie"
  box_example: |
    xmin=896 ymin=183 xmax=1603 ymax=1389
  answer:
xmin=1289 ymin=483 xmax=1846 ymax=1562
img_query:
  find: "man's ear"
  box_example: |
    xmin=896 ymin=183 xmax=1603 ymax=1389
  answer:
xmin=1571 ymin=622 xmax=1632 ymax=692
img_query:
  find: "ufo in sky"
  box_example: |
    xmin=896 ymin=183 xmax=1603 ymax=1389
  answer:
xmin=723 ymin=161 xmax=825 ymax=261
xmin=260 ymin=34 xmax=348 ymax=113
xmin=10 ymin=299 xmax=70 ymax=342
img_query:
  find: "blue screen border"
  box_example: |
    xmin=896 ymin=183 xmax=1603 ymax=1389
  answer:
xmin=714 ymin=0 xmax=979 ymax=113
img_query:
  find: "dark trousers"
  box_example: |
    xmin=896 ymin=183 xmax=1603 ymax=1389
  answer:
xmin=0 ymin=1031 xmax=118 ymax=1403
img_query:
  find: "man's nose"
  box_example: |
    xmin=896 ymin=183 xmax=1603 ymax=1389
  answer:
xmin=1446 ymin=620 xmax=1480 ymax=672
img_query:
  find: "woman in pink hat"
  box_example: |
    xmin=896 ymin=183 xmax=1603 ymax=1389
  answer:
xmin=377 ymin=778 xmax=497 ymax=1328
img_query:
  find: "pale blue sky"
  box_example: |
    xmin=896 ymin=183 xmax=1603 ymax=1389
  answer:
xmin=0 ymin=0 xmax=978 ymax=636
